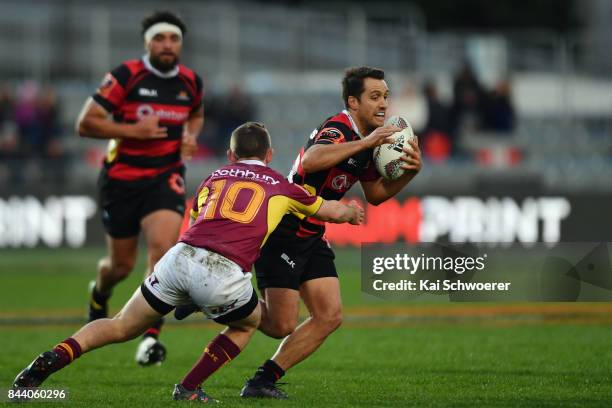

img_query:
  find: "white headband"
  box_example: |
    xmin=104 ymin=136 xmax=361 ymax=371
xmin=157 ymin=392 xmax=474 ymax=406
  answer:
xmin=144 ymin=22 xmax=182 ymax=45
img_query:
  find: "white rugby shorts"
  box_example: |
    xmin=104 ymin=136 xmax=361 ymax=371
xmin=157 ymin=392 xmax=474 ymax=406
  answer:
xmin=141 ymin=242 xmax=256 ymax=323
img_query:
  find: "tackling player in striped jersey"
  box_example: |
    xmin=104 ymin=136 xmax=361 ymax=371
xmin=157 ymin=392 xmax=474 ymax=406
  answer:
xmin=13 ymin=122 xmax=363 ymax=403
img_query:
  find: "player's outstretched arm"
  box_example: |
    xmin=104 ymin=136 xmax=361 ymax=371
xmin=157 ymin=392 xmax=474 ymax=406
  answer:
xmin=312 ymin=200 xmax=364 ymax=225
xmin=76 ymin=97 xmax=167 ymax=140
xmin=361 ymin=139 xmax=422 ymax=206
xmin=301 ymin=125 xmax=400 ymax=173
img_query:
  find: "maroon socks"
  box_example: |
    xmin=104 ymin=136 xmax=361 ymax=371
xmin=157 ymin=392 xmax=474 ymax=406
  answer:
xmin=181 ymin=334 xmax=241 ymax=391
xmin=53 ymin=337 xmax=83 ymax=369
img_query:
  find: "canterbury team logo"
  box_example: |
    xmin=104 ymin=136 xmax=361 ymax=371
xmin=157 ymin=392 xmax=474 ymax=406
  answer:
xmin=97 ymin=73 xmax=117 ymax=98
xmin=169 ymin=173 xmax=185 ymax=195
xmin=136 ymin=104 xmax=155 ymax=118
xmin=99 ymin=75 xmax=114 ymax=90
xmin=317 ymin=128 xmax=344 ymax=144
xmin=176 ymin=91 xmax=190 ymax=101
xmin=331 ymin=174 xmax=349 ymax=191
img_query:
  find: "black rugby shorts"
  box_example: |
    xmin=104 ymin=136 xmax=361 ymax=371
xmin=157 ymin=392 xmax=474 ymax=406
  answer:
xmin=255 ymin=229 xmax=337 ymax=290
xmin=97 ymin=167 xmax=186 ymax=238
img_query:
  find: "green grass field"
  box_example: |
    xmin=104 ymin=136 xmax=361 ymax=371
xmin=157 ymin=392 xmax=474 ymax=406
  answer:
xmin=1 ymin=247 xmax=612 ymax=407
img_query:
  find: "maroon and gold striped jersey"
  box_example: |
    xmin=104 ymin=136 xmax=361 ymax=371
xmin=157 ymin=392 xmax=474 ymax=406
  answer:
xmin=180 ymin=160 xmax=323 ymax=271
xmin=92 ymin=58 xmax=203 ymax=181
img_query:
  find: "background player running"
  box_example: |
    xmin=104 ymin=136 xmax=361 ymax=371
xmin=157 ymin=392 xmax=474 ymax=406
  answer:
xmin=13 ymin=122 xmax=364 ymax=403
xmin=75 ymin=11 xmax=204 ymax=365
xmin=241 ymin=67 xmax=422 ymax=399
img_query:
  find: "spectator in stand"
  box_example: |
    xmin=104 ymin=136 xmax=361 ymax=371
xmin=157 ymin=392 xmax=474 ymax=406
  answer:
xmin=13 ymin=81 xmax=41 ymax=156
xmin=38 ymin=86 xmax=63 ymax=158
xmin=216 ymin=85 xmax=256 ymax=154
xmin=422 ymin=80 xmax=453 ymax=162
xmin=10 ymin=82 xmax=66 ymax=184
xmin=196 ymin=85 xmax=256 ymax=158
xmin=388 ymin=81 xmax=427 ymax=133
xmin=450 ymin=62 xmax=485 ymax=137
xmin=38 ymin=86 xmax=66 ymax=182
xmin=198 ymin=89 xmax=222 ymax=157
xmin=0 ymin=84 xmax=17 ymax=185
xmin=0 ymin=84 xmax=17 ymax=154
xmin=482 ymin=78 xmax=516 ymax=133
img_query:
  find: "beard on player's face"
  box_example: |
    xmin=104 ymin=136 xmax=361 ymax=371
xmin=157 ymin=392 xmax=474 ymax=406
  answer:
xmin=149 ymin=52 xmax=179 ymax=72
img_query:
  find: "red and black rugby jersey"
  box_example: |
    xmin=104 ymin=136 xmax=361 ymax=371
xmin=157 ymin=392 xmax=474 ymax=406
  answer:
xmin=288 ymin=110 xmax=379 ymax=200
xmin=92 ymin=59 xmax=203 ymax=181
xmin=285 ymin=110 xmax=379 ymax=236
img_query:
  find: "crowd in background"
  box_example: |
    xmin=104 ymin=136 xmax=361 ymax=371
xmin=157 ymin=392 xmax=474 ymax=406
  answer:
xmin=0 ymin=81 xmax=66 ymax=185
xmin=0 ymin=81 xmax=257 ymax=186
xmin=390 ymin=62 xmax=516 ymax=163
xmin=198 ymin=84 xmax=258 ymax=157
xmin=0 ymin=67 xmax=516 ymax=187
xmin=0 ymin=82 xmax=63 ymax=160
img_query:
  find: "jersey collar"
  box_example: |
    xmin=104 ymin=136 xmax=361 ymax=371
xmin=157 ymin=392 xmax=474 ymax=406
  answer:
xmin=237 ymin=159 xmax=266 ymax=166
xmin=142 ymin=54 xmax=179 ymax=78
xmin=342 ymin=109 xmax=364 ymax=139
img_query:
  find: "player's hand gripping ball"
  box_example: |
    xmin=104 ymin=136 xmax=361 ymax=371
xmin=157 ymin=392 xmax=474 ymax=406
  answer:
xmin=373 ymin=116 xmax=417 ymax=180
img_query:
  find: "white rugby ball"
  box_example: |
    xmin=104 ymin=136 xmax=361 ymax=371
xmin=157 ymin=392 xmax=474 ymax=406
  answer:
xmin=373 ymin=116 xmax=416 ymax=180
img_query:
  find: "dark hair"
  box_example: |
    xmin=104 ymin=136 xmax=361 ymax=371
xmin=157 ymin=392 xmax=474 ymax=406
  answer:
xmin=141 ymin=11 xmax=187 ymax=37
xmin=342 ymin=66 xmax=385 ymax=108
xmin=230 ymin=122 xmax=271 ymax=159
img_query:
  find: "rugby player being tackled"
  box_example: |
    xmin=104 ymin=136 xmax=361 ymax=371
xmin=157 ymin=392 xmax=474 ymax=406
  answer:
xmin=240 ymin=67 xmax=422 ymax=399
xmin=13 ymin=122 xmax=364 ymax=403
